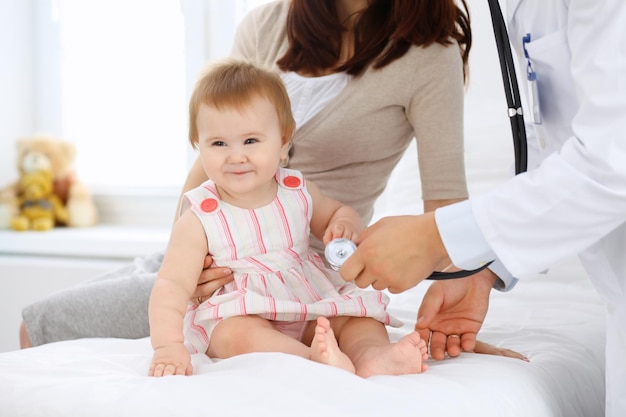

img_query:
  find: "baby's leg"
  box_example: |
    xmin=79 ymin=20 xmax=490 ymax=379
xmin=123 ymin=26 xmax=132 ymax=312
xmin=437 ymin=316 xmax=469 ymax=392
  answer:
xmin=310 ymin=317 xmax=356 ymax=374
xmin=335 ymin=317 xmax=428 ymax=378
xmin=207 ymin=316 xmax=309 ymax=359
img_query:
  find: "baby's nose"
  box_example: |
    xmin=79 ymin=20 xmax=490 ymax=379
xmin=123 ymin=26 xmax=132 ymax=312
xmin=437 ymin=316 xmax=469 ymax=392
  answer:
xmin=228 ymin=148 xmax=247 ymax=163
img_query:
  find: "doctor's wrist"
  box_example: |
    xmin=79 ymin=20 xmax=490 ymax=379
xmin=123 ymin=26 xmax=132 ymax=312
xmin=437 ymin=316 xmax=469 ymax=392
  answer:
xmin=422 ymin=211 xmax=450 ymax=270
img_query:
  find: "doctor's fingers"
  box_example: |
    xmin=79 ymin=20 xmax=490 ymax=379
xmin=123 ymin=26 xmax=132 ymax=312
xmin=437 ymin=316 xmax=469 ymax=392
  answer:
xmin=429 ymin=331 xmax=463 ymax=360
xmin=339 ymin=250 xmax=389 ymax=290
xmin=445 ymin=334 xmax=463 ymax=358
xmin=429 ymin=331 xmax=449 ymax=360
xmin=338 ymin=249 xmax=365 ymax=283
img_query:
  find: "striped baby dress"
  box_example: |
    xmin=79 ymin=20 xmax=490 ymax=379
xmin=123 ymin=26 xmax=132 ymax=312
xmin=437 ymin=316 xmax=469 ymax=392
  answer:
xmin=183 ymin=167 xmax=401 ymax=354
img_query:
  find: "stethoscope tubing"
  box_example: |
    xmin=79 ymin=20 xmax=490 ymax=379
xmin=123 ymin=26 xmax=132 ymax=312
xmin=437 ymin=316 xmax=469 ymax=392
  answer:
xmin=487 ymin=0 xmax=528 ymax=175
xmin=427 ymin=0 xmax=528 ymax=280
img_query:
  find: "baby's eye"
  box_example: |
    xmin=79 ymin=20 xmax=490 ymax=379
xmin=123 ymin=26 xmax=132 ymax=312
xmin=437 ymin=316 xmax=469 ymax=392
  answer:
xmin=244 ymin=138 xmax=258 ymax=145
xmin=211 ymin=141 xmax=226 ymax=147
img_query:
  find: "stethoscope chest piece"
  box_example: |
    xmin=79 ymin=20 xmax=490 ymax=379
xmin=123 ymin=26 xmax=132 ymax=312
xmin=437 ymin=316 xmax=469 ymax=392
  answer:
xmin=325 ymin=238 xmax=357 ymax=271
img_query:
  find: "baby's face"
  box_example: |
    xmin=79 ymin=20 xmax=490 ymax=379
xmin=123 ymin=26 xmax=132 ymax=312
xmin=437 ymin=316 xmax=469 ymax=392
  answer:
xmin=195 ymin=95 xmax=289 ymax=207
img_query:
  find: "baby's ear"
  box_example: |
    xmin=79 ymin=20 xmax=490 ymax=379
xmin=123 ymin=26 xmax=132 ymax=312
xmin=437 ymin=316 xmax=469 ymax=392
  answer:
xmin=280 ymin=140 xmax=292 ymax=162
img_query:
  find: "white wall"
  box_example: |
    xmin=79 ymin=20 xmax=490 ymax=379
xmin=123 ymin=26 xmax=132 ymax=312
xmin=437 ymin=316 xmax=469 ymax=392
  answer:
xmin=0 ymin=0 xmax=35 ymax=186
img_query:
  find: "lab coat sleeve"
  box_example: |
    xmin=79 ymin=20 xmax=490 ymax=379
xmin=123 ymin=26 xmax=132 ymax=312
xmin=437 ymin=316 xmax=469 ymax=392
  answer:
xmin=489 ymin=259 xmax=518 ymax=291
xmin=470 ymin=0 xmax=626 ymax=277
xmin=436 ymin=201 xmax=518 ymax=291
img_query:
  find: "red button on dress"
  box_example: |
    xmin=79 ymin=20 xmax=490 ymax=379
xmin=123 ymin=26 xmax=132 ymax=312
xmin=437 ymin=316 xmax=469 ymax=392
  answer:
xmin=283 ymin=175 xmax=301 ymax=188
xmin=200 ymin=198 xmax=219 ymax=213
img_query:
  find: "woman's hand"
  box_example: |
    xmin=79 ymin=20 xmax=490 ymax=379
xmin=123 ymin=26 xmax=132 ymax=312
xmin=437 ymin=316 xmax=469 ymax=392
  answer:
xmin=191 ymin=254 xmax=234 ymax=304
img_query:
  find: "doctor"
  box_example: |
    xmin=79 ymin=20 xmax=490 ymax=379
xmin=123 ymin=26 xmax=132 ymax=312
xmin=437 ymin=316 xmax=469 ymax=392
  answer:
xmin=340 ymin=1 xmax=626 ymax=416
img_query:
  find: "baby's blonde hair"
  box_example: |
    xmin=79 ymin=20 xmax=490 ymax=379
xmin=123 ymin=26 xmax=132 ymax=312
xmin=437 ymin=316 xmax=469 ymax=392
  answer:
xmin=188 ymin=59 xmax=296 ymax=149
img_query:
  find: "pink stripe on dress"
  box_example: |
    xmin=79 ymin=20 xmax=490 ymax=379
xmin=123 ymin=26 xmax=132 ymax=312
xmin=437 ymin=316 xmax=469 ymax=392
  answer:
xmin=248 ymin=209 xmax=267 ymax=254
xmin=260 ymin=275 xmax=277 ymax=320
xmin=217 ymin=210 xmax=237 ymax=261
xmin=274 ymin=197 xmax=293 ymax=247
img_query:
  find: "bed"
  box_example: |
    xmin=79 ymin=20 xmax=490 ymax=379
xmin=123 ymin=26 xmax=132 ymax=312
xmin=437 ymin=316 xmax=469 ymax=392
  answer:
xmin=0 ymin=255 xmax=606 ymax=417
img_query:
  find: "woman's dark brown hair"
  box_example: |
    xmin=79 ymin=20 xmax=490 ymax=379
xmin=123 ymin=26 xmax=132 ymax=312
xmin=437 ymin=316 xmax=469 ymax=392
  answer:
xmin=277 ymin=0 xmax=471 ymax=80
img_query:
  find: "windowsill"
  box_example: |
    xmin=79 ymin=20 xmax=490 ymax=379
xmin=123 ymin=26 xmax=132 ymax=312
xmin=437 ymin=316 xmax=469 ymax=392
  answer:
xmin=0 ymin=225 xmax=170 ymax=260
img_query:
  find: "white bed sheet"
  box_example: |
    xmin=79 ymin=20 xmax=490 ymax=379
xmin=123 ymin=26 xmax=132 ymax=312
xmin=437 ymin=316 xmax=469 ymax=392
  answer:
xmin=0 ymin=257 xmax=605 ymax=417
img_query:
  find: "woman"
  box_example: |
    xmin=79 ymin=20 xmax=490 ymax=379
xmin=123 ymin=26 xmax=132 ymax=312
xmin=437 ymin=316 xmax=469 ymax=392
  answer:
xmin=21 ymin=0 xmax=477 ymax=352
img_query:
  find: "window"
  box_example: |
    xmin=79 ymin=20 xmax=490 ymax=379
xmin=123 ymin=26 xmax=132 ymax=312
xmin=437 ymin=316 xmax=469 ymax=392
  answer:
xmin=30 ymin=0 xmax=272 ymax=225
xmin=41 ymin=0 xmax=187 ymax=190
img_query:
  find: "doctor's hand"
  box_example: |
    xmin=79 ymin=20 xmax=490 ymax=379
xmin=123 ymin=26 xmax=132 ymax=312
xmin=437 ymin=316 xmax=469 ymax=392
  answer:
xmin=415 ymin=269 xmax=495 ymax=360
xmin=339 ymin=213 xmax=448 ymax=293
xmin=192 ymin=254 xmax=234 ymax=303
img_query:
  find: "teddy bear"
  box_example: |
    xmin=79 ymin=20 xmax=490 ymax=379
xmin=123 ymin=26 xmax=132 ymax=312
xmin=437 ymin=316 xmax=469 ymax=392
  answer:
xmin=0 ymin=134 xmax=98 ymax=229
xmin=11 ymin=168 xmax=69 ymax=231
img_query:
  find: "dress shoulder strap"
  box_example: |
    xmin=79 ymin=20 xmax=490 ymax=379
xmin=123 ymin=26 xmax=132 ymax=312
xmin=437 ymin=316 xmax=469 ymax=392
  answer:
xmin=183 ymin=180 xmax=222 ymax=216
xmin=276 ymin=167 xmax=305 ymax=190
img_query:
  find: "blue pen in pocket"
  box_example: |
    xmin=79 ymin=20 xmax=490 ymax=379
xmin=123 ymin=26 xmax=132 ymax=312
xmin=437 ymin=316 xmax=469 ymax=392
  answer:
xmin=523 ymin=33 xmax=542 ymax=125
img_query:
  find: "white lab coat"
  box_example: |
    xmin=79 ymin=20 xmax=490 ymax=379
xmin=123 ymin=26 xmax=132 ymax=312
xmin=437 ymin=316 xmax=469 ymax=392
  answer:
xmin=473 ymin=1 xmax=626 ymax=416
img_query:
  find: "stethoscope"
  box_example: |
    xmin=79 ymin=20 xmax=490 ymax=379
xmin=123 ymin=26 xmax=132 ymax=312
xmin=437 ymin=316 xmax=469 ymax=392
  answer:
xmin=426 ymin=0 xmax=528 ymax=280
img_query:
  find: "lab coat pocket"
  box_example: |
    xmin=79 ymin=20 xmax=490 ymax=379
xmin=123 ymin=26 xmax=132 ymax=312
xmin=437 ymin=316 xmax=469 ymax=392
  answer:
xmin=523 ymin=29 xmax=576 ymax=137
xmin=524 ymin=28 xmax=568 ymax=59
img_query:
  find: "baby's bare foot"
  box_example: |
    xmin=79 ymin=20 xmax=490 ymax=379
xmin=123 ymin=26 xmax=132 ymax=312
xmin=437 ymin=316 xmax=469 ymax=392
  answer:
xmin=355 ymin=332 xmax=428 ymax=378
xmin=310 ymin=317 xmax=355 ymax=374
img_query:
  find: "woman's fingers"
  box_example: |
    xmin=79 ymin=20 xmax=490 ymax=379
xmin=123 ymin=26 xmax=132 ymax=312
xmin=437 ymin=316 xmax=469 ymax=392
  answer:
xmin=191 ymin=264 xmax=233 ymax=300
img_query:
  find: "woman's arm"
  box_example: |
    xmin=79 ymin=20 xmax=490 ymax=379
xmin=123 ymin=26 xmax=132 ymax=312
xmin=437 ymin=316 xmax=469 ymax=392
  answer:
xmin=423 ymin=198 xmax=465 ymax=213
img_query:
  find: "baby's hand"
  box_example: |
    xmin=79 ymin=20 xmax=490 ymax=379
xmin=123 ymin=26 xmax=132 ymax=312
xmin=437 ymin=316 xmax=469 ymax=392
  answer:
xmin=323 ymin=221 xmax=358 ymax=245
xmin=320 ymin=204 xmax=363 ymax=245
xmin=149 ymin=343 xmax=193 ymax=377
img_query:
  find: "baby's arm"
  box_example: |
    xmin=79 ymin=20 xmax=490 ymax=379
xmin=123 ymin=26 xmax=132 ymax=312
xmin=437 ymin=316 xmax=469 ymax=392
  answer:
xmin=148 ymin=210 xmax=208 ymax=377
xmin=306 ymin=180 xmax=363 ymax=245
